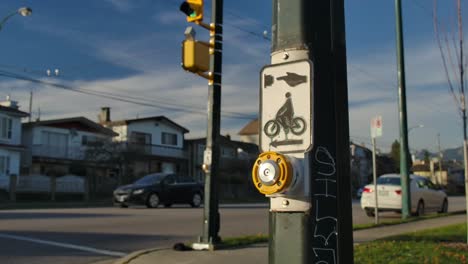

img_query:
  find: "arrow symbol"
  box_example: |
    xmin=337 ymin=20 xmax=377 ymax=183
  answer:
xmin=276 ymin=72 xmax=307 ymax=87
xmin=270 ymin=139 xmax=303 ymax=147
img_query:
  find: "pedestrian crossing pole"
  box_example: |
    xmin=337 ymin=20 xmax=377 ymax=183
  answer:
xmin=252 ymin=0 xmax=353 ymax=263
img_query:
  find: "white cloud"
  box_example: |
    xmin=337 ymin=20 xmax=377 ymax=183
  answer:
xmin=104 ymin=0 xmax=135 ymax=12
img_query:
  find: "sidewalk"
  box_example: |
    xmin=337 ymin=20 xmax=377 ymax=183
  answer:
xmin=97 ymin=214 xmax=466 ymax=264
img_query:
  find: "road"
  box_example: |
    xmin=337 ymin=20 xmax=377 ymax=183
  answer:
xmin=0 ymin=196 xmax=465 ymax=264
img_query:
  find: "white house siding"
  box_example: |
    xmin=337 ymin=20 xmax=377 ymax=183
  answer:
xmin=0 ymin=113 xmax=22 ymax=145
xmin=240 ymin=135 xmax=259 ymax=145
xmin=0 ymin=111 xmax=25 ymax=190
xmin=0 ymin=149 xmax=20 ymax=189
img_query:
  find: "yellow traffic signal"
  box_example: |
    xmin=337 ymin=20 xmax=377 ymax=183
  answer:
xmin=182 ymin=39 xmax=210 ymax=73
xmin=179 ymin=0 xmax=203 ymax=23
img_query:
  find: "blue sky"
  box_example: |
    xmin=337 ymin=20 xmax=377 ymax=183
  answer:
xmin=0 ymin=0 xmax=465 ymax=153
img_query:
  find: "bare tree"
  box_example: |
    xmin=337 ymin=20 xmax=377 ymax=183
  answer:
xmin=433 ymin=0 xmax=467 ymax=244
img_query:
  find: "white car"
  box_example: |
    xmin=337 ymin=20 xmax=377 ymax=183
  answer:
xmin=360 ymin=174 xmax=448 ymax=217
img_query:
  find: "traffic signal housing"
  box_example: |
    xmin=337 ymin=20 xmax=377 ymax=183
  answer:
xmin=180 ymin=0 xmax=203 ymax=23
xmin=182 ymin=39 xmax=210 ymax=74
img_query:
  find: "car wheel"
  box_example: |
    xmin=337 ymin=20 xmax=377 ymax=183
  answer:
xmin=190 ymin=193 xmax=202 ymax=208
xmin=415 ymin=200 xmax=425 ymax=217
xmin=365 ymin=208 xmax=375 ymax=217
xmin=146 ymin=193 xmax=160 ymax=208
xmin=438 ymin=199 xmax=448 ymax=214
xmin=119 ymin=203 xmax=128 ymax=208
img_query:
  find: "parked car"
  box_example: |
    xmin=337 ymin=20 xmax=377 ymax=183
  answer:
xmin=360 ymin=174 xmax=448 ymax=217
xmin=113 ymin=173 xmax=204 ymax=208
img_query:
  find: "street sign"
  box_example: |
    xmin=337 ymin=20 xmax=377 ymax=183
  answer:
xmin=260 ymin=60 xmax=313 ymax=153
xmin=371 ymin=116 xmax=382 ymax=138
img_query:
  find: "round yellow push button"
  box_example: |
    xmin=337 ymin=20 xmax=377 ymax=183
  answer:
xmin=251 ymin=151 xmax=293 ymax=195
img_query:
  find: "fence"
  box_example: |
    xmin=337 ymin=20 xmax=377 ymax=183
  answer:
xmin=16 ymin=174 xmax=85 ymax=193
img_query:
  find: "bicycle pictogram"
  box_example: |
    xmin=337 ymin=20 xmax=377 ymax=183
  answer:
xmin=263 ymin=92 xmax=306 ymax=138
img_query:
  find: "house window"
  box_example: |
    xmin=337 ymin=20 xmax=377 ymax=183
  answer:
xmin=0 ymin=156 xmax=11 ymax=175
xmin=42 ymin=131 xmax=68 ymax=157
xmin=162 ymin=132 xmax=177 ymax=146
xmin=0 ymin=117 xmax=12 ymax=140
xmin=130 ymin=132 xmax=151 ymax=145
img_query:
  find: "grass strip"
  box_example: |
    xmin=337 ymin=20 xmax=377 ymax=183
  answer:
xmin=355 ymin=223 xmax=468 ymax=264
xmin=353 ymin=211 xmax=463 ymax=230
xmin=218 ymin=234 xmax=268 ymax=248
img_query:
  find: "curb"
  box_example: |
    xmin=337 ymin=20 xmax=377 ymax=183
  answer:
xmin=112 ymin=247 xmax=170 ymax=264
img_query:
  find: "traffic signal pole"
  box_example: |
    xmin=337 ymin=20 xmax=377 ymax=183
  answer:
xmin=179 ymin=0 xmax=223 ymax=250
xmin=200 ymin=0 xmax=223 ymax=248
xmin=266 ymin=0 xmax=353 ymax=263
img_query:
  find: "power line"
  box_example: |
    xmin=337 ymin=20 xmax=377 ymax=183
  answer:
xmin=10 ymin=65 xmax=257 ymax=119
xmin=0 ymin=70 xmax=256 ymax=120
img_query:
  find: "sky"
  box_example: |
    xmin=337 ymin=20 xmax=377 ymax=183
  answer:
xmin=0 ymin=0 xmax=465 ymax=154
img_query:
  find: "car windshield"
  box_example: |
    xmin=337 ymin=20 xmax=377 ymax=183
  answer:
xmin=134 ymin=174 xmax=167 ymax=185
xmin=377 ymin=177 xmax=401 ymax=185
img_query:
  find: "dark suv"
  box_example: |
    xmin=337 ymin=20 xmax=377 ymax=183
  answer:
xmin=113 ymin=173 xmax=203 ymax=208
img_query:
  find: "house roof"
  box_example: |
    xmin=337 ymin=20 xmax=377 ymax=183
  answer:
xmin=0 ymin=105 xmax=29 ymax=117
xmin=23 ymin=117 xmax=118 ymax=137
xmin=238 ymin=119 xmax=259 ymax=135
xmin=102 ymin=116 xmax=189 ymax=133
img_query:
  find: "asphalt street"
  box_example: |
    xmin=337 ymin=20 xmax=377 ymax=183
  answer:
xmin=0 ymin=197 xmax=465 ymax=264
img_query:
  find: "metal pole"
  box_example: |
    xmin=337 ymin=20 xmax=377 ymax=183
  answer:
xmin=394 ymin=0 xmax=411 ymax=219
xmin=372 ymin=137 xmax=379 ymax=224
xmin=438 ymin=133 xmax=442 ymax=185
xmin=200 ymin=0 xmax=222 ymax=247
xmin=464 ymin=139 xmax=468 ymax=244
xmin=269 ymin=0 xmax=353 ymax=263
xmin=28 ymin=90 xmax=32 ymax=122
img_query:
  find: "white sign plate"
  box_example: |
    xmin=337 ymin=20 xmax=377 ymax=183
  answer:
xmin=370 ymin=116 xmax=382 ymax=138
xmin=260 ymin=60 xmax=313 ymax=153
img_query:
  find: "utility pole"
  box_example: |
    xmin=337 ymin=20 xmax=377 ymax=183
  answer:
xmin=394 ymin=0 xmax=411 ymax=219
xmin=252 ymin=0 xmax=353 ymax=263
xmin=28 ymin=90 xmax=32 ymax=122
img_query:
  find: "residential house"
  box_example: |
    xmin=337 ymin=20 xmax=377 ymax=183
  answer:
xmin=238 ymin=119 xmax=259 ymax=145
xmin=0 ymin=98 xmax=29 ymax=190
xmin=99 ymin=107 xmax=189 ymax=179
xmin=350 ymin=142 xmax=373 ymax=189
xmin=411 ymin=159 xmax=448 ymax=186
xmin=185 ymin=135 xmax=260 ymax=199
xmin=21 ymin=116 xmax=118 ymax=192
